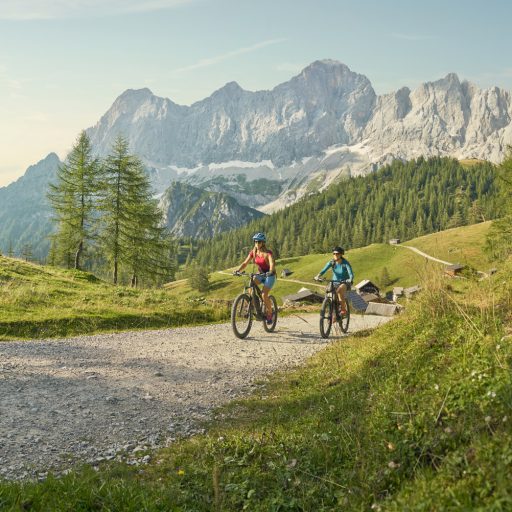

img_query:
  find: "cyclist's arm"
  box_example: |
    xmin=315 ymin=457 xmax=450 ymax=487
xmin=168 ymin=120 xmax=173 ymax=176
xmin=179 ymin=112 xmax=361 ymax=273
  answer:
xmin=267 ymin=252 xmax=275 ymax=275
xmin=237 ymin=251 xmax=253 ymax=272
xmin=345 ymin=261 xmax=354 ymax=283
xmin=318 ymin=260 xmax=332 ymax=277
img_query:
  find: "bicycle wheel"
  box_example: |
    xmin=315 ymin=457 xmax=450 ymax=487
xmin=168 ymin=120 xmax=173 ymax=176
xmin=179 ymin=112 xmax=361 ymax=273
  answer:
xmin=231 ymin=293 xmax=253 ymax=339
xmin=320 ymin=298 xmax=333 ymax=339
xmin=338 ymin=301 xmax=350 ymax=333
xmin=262 ymin=295 xmax=278 ymax=332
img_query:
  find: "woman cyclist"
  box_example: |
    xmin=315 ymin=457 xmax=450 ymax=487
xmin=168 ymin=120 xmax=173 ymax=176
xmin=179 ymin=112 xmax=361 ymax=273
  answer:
xmin=235 ymin=233 xmax=276 ymax=324
xmin=314 ymin=246 xmax=354 ymax=315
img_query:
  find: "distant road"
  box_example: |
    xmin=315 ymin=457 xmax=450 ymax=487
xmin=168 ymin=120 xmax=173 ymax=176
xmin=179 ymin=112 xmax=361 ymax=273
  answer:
xmin=400 ymin=245 xmax=453 ymax=265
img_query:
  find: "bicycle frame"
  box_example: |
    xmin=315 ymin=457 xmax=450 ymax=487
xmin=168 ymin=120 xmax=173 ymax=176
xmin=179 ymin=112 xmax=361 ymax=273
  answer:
xmin=243 ymin=273 xmax=266 ymax=319
xmin=316 ymin=278 xmax=350 ymax=337
xmin=231 ymin=271 xmax=278 ymax=338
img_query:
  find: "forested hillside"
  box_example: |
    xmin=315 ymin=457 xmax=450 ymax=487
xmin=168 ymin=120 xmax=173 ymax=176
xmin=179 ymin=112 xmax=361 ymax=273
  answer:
xmin=194 ymin=157 xmax=500 ymax=269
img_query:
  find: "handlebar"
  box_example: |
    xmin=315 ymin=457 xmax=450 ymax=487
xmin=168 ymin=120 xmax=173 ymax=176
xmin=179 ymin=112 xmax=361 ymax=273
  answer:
xmin=233 ymin=271 xmax=273 ymax=278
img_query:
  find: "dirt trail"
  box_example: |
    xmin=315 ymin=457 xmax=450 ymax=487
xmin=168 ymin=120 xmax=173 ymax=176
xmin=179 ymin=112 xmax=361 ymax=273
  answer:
xmin=0 ymin=313 xmax=390 ymax=481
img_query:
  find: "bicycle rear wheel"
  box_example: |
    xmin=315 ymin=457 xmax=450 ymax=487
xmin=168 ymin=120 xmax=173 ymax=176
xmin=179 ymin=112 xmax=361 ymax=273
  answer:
xmin=338 ymin=301 xmax=350 ymax=333
xmin=320 ymin=298 xmax=333 ymax=339
xmin=262 ymin=295 xmax=278 ymax=332
xmin=231 ymin=293 xmax=253 ymax=339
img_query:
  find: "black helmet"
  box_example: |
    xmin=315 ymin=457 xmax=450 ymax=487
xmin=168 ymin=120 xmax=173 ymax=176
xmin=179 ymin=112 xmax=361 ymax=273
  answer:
xmin=332 ymin=246 xmax=345 ymax=254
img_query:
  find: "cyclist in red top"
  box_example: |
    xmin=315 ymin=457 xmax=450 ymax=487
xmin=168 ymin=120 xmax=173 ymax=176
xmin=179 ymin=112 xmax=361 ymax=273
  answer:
xmin=235 ymin=232 xmax=276 ymax=324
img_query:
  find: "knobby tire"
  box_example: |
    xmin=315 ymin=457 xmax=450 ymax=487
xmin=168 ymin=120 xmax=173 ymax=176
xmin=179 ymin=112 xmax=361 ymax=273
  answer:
xmin=231 ymin=293 xmax=253 ymax=339
xmin=320 ymin=298 xmax=333 ymax=339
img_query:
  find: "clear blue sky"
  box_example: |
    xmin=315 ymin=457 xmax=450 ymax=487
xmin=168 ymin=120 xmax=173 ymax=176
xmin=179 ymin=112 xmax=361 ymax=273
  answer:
xmin=1 ymin=0 xmax=511 ymax=186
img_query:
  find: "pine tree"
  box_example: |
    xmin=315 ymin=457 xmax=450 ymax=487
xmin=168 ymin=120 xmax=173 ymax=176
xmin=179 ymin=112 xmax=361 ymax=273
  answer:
xmin=485 ymin=148 xmax=512 ymax=260
xmin=189 ymin=264 xmax=210 ymax=293
xmin=21 ymin=243 xmax=33 ymax=262
xmin=47 ymin=131 xmax=100 ymax=269
xmin=98 ymin=136 xmax=171 ymax=284
xmin=379 ymin=266 xmax=392 ymax=287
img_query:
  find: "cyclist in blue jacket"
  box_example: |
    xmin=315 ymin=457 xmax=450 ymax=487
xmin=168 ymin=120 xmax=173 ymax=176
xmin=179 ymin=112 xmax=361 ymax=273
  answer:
xmin=314 ymin=246 xmax=354 ymax=315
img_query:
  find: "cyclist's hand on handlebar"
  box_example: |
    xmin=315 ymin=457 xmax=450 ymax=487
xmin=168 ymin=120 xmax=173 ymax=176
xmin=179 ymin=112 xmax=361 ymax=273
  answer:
xmin=264 ymin=271 xmax=275 ymax=278
xmin=233 ymin=270 xmax=243 ymax=276
xmin=314 ymin=274 xmax=322 ymax=282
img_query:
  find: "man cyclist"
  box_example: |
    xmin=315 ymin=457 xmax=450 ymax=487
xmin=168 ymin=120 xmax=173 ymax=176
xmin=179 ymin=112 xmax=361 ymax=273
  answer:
xmin=235 ymin=233 xmax=276 ymax=324
xmin=314 ymin=246 xmax=354 ymax=315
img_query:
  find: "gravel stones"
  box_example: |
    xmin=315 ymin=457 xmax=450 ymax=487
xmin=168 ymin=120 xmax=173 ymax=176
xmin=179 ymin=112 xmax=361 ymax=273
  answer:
xmin=0 ymin=314 xmax=390 ymax=480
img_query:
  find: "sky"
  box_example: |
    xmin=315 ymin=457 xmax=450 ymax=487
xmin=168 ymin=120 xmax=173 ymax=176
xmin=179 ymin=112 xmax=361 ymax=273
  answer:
xmin=1 ymin=0 xmax=511 ymax=187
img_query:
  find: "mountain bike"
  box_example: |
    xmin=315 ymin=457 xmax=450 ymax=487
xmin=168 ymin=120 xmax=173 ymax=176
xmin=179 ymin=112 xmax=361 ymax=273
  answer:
xmin=314 ymin=278 xmax=350 ymax=338
xmin=231 ymin=272 xmax=278 ymax=339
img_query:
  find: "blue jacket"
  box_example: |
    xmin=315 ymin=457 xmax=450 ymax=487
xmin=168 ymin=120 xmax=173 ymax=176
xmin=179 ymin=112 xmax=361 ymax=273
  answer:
xmin=318 ymin=258 xmax=354 ymax=283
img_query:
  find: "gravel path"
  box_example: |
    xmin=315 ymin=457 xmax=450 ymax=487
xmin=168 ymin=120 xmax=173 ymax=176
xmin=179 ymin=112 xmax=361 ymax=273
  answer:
xmin=0 ymin=313 xmax=390 ymax=481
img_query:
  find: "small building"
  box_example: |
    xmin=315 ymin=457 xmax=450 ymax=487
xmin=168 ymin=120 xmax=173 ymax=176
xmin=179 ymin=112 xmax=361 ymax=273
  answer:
xmin=281 ymin=268 xmax=293 ymax=278
xmin=355 ymin=279 xmax=380 ymax=296
xmin=392 ymin=286 xmax=404 ymax=302
xmin=282 ymin=288 xmax=324 ymax=305
xmin=389 ymin=238 xmax=401 ymax=245
xmin=347 ymin=290 xmax=369 ymax=312
xmin=360 ymin=292 xmax=382 ymax=304
xmin=366 ymin=302 xmax=400 ymax=317
xmin=404 ymin=285 xmax=421 ymax=299
xmin=445 ymin=264 xmax=465 ymax=277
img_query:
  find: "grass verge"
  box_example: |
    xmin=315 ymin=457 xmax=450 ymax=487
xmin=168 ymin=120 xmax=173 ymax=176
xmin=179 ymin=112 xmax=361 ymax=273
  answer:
xmin=1 ymin=260 xmax=511 ymax=510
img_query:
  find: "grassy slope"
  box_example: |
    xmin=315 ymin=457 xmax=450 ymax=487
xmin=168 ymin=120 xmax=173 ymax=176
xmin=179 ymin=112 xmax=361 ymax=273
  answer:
xmin=1 ymin=260 xmax=511 ymax=510
xmin=168 ymin=224 xmax=492 ymax=304
xmin=403 ymin=221 xmax=492 ymax=270
xmin=0 ymin=256 xmax=228 ymax=340
xmin=0 ymin=223 xmax=490 ymax=340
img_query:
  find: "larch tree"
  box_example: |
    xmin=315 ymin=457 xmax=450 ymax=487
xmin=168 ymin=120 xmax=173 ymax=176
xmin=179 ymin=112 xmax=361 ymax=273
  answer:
xmin=98 ymin=135 xmax=172 ymax=285
xmin=47 ymin=131 xmax=100 ymax=270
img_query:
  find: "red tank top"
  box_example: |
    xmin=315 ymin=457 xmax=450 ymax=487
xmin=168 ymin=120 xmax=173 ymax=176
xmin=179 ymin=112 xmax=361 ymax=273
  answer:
xmin=249 ymin=249 xmax=272 ymax=272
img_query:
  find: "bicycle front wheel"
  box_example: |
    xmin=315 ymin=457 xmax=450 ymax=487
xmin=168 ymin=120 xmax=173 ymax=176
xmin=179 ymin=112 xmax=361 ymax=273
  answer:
xmin=338 ymin=301 xmax=350 ymax=333
xmin=231 ymin=293 xmax=253 ymax=339
xmin=320 ymin=298 xmax=333 ymax=339
xmin=262 ymin=295 xmax=278 ymax=332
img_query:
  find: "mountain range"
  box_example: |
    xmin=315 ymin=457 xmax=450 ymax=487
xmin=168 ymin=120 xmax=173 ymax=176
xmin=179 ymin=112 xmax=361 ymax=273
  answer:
xmin=86 ymin=59 xmax=512 ymax=210
xmin=1 ymin=59 xmax=511 ymax=258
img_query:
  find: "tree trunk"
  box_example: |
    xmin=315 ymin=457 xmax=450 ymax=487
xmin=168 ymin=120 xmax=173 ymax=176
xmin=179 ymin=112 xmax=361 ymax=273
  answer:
xmin=113 ymin=259 xmax=118 ymax=284
xmin=74 ymin=240 xmax=83 ymax=270
xmin=130 ymin=274 xmax=137 ymax=288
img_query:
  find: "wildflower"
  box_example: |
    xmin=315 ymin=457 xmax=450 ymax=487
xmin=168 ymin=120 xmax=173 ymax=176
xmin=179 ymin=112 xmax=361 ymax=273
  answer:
xmin=387 ymin=442 xmax=396 ymax=451
xmin=496 ymin=344 xmax=501 ymax=350
xmin=485 ymin=416 xmax=491 ymax=423
xmin=388 ymin=461 xmax=400 ymax=469
xmin=434 ymin=384 xmax=439 ymax=391
xmin=177 ymin=469 xmax=185 ymax=476
xmin=503 ymin=416 xmax=508 ymax=423
xmin=444 ymin=427 xmax=452 ymax=433
xmin=487 ymin=391 xmax=496 ymax=398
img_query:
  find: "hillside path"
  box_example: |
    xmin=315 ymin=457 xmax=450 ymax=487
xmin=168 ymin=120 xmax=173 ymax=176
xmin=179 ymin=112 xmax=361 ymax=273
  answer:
xmin=0 ymin=313 xmax=391 ymax=481
xmin=399 ymin=245 xmax=453 ymax=265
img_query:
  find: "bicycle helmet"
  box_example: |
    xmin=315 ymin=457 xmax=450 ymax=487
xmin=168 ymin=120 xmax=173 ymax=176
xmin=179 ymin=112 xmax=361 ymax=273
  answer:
xmin=332 ymin=246 xmax=345 ymax=254
xmin=252 ymin=232 xmax=266 ymax=242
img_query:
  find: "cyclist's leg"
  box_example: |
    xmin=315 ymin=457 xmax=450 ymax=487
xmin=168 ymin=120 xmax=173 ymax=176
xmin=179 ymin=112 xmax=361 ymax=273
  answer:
xmin=336 ymin=282 xmax=348 ymax=311
xmin=262 ymin=275 xmax=276 ymax=319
